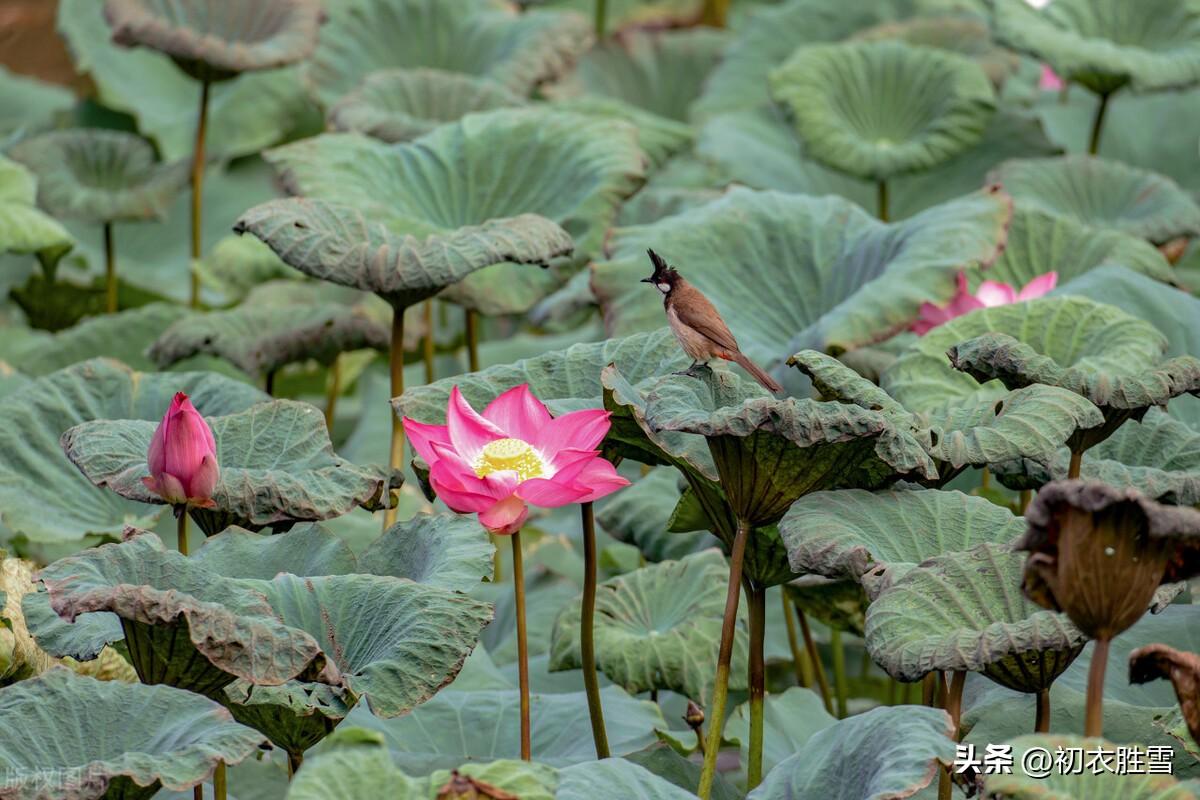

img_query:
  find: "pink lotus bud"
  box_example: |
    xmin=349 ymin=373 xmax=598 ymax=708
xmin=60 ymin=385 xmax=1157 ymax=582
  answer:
xmin=142 ymin=392 xmax=219 ymax=508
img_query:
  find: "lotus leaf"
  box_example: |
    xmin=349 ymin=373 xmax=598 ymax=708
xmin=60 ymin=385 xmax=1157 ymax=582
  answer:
xmin=851 ymin=13 xmax=1020 ymax=85
xmin=726 ymin=687 xmax=838 ymax=778
xmin=356 ymin=512 xmax=494 ymax=592
xmin=193 ymin=235 xmax=300 ymax=304
xmin=548 ymin=549 xmax=749 ymax=703
xmin=0 ymin=155 xmax=72 ymax=266
xmin=328 ymin=68 xmax=527 ymax=143
xmin=61 ymin=398 xmax=400 ymax=535
xmin=0 ymin=65 xmax=73 ymax=139
xmin=0 ymin=359 xmax=264 ymax=543
xmin=596 ymin=468 xmax=711 ymax=562
xmin=0 ymin=668 xmax=267 ymax=800
xmin=1129 ymin=643 xmax=1200 ymax=747
xmin=551 ymin=96 xmax=693 ymax=171
xmin=190 ymin=524 xmax=358 ymax=580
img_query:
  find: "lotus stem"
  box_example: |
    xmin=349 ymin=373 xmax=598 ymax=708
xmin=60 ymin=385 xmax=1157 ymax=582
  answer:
xmin=512 ymin=529 xmax=532 ymax=760
xmin=1035 ymin=688 xmax=1051 ymax=733
xmin=697 ymin=0 xmax=729 ymax=27
xmin=103 ymin=222 xmax=117 ymax=314
xmin=747 ymin=584 xmax=767 ymax=790
xmin=980 ymin=467 xmax=991 ymax=493
xmin=781 ymin=589 xmax=812 ymax=687
xmin=580 ymin=501 xmax=610 ymax=759
xmin=922 ymin=673 xmax=937 ymax=706
xmin=194 ymin=784 xmax=202 ymax=800
xmin=385 ymin=305 xmax=406 ymax=530
xmin=1085 ymin=638 xmax=1109 ymax=737
xmin=465 ymin=308 xmax=480 ymax=372
xmin=287 ymin=751 xmax=303 ymax=780
xmin=492 ymin=535 xmax=503 ymax=581
xmin=264 ymin=369 xmax=276 ymax=397
xmin=795 ymin=602 xmax=833 ymax=715
xmin=324 ymin=355 xmax=342 ymax=431
xmin=697 ymin=517 xmax=750 ymax=800
xmin=1068 ymin=449 xmax=1083 ymax=479
xmin=938 ymin=670 xmax=966 ymax=800
xmin=1020 ymin=490 xmax=1032 ymax=515
xmin=213 ymin=762 xmax=226 ymax=800
xmin=189 ymin=79 xmax=211 ymax=310
xmin=1088 ymin=92 xmax=1111 ymax=155
xmin=876 ymin=180 xmax=889 ymax=222
xmin=831 ymin=628 xmax=848 ymax=718
xmin=176 ymin=508 xmax=189 ymax=557
xmin=594 ymin=0 xmax=607 ymax=37
xmin=423 ymin=300 xmax=435 ymax=384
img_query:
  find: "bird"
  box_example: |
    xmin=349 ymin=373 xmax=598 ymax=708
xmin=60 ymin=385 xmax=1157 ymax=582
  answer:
xmin=642 ymin=248 xmax=783 ymax=393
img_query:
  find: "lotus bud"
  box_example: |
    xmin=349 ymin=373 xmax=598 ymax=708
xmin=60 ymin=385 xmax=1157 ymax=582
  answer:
xmin=435 ymin=770 xmax=518 ymax=800
xmin=684 ymin=700 xmax=705 ymax=730
xmin=141 ymin=392 xmax=219 ymax=509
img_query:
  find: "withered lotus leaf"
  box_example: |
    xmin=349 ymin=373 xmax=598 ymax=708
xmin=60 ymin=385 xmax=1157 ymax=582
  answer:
xmin=1129 ymin=643 xmax=1200 ymax=747
xmin=1017 ymin=480 xmax=1200 ymax=640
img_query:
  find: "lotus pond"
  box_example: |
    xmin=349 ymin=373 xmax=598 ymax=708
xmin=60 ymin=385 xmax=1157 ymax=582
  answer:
xmin=3 ymin=0 xmax=1200 ymax=798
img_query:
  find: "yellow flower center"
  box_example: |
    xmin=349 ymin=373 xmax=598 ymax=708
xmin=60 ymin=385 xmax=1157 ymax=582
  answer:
xmin=475 ymin=438 xmax=545 ymax=481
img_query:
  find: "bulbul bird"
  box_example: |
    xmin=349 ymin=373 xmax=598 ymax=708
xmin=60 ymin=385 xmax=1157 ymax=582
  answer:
xmin=642 ymin=249 xmax=783 ymax=394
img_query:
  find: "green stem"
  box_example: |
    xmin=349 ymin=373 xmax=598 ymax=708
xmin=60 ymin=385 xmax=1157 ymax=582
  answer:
xmin=1019 ymin=490 xmax=1032 ymax=515
xmin=781 ymin=589 xmax=812 ymax=687
xmin=512 ymin=530 xmax=531 ymax=760
xmin=189 ymin=80 xmax=210 ymax=309
xmin=465 ymin=308 xmax=480 ymax=372
xmin=831 ymin=628 xmax=848 ymax=718
xmin=385 ymin=305 xmax=405 ymax=530
xmin=1085 ymin=638 xmax=1109 ymax=737
xmin=795 ymin=602 xmax=833 ymax=715
xmin=746 ymin=584 xmax=766 ymax=790
xmin=492 ymin=534 xmax=503 ymax=582
xmin=1035 ymin=688 xmax=1050 ymax=733
xmin=1068 ymin=449 xmax=1083 ymax=479
xmin=922 ymin=672 xmax=937 ymax=706
xmin=177 ymin=509 xmax=189 ymax=557
xmin=981 ymin=467 xmax=991 ymax=493
xmin=213 ymin=762 xmax=226 ymax=800
xmin=324 ymin=355 xmax=342 ymax=432
xmin=697 ymin=518 xmax=750 ymax=800
xmin=287 ymin=751 xmax=303 ymax=780
xmin=697 ymin=0 xmax=729 ymax=27
xmin=580 ymin=501 xmax=610 ymax=758
xmin=877 ymin=180 xmax=889 ymax=222
xmin=423 ymin=300 xmax=435 ymax=384
xmin=938 ymin=671 xmax=966 ymax=800
xmin=1088 ymin=92 xmax=1111 ymax=155
xmin=594 ymin=0 xmax=607 ymax=37
xmin=103 ymin=222 xmax=117 ymax=314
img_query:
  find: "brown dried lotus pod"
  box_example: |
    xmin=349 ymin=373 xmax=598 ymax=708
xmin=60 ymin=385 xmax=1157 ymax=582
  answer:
xmin=435 ymin=770 xmax=519 ymax=800
xmin=1129 ymin=643 xmax=1200 ymax=746
xmin=1017 ymin=480 xmax=1200 ymax=640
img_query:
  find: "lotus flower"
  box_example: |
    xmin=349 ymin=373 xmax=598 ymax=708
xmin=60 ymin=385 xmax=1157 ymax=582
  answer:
xmin=912 ymin=271 xmax=1058 ymax=335
xmin=403 ymin=385 xmax=629 ymax=535
xmin=141 ymin=392 xmax=219 ymax=508
xmin=1039 ymin=65 xmax=1064 ymax=91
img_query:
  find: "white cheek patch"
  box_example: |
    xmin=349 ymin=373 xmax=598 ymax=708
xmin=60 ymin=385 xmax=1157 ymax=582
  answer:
xmin=657 ymin=282 xmax=670 ymax=293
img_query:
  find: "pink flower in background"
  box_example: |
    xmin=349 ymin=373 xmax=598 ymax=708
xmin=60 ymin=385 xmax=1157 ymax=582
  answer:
xmin=142 ymin=392 xmax=220 ymax=508
xmin=1039 ymin=65 xmax=1064 ymax=91
xmin=912 ymin=271 xmax=1058 ymax=335
xmin=403 ymin=385 xmax=629 ymax=535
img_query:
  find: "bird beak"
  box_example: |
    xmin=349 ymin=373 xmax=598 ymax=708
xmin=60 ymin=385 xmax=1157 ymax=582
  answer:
xmin=640 ymin=277 xmax=653 ymax=283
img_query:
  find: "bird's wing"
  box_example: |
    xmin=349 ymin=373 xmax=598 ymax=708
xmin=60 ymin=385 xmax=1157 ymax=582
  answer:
xmin=673 ymin=282 xmax=740 ymax=354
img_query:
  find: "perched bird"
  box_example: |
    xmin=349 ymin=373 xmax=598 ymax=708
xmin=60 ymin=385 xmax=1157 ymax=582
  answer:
xmin=642 ymin=249 xmax=783 ymax=393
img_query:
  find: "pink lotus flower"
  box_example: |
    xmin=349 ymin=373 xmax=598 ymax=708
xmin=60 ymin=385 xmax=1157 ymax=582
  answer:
xmin=403 ymin=385 xmax=629 ymax=535
xmin=141 ymin=392 xmax=220 ymax=508
xmin=912 ymin=271 xmax=1058 ymax=335
xmin=1039 ymin=65 xmax=1064 ymax=91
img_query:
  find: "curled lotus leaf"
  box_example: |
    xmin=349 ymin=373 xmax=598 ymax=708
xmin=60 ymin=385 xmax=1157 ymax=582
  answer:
xmin=547 ymin=549 xmax=749 ymax=704
xmin=356 ymin=512 xmax=494 ymax=592
xmin=768 ymin=40 xmax=995 ymax=181
xmin=0 ymin=155 xmax=73 ymax=265
xmin=9 ymin=129 xmax=187 ymax=225
xmin=864 ymin=542 xmax=1087 ymax=690
xmin=985 ymin=734 xmax=1197 ymax=798
xmin=746 ymin=706 xmax=956 ymax=800
xmin=37 ymin=531 xmax=337 ymax=695
xmin=851 ymin=13 xmax=1020 ymax=85
xmin=990 ymin=155 xmax=1200 ymax=244
xmin=1130 ymin=643 xmax=1200 ymax=747
xmin=60 ymin=399 xmax=401 ymax=536
xmin=0 ymin=667 xmax=267 ymax=800
xmin=991 ymin=0 xmax=1200 ymax=95
xmin=0 ymin=359 xmax=264 ymax=543
xmin=305 ymin=0 xmax=591 ymax=104
xmin=147 ymin=283 xmax=393 ymax=374
xmin=222 ymin=679 xmax=352 ymax=758
xmin=781 ymin=489 xmax=1026 ymax=597
xmin=327 ymin=68 xmax=527 ymax=143
xmin=103 ymin=0 xmax=326 ymax=82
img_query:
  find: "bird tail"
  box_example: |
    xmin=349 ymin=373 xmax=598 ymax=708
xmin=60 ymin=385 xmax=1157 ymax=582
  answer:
xmin=731 ymin=352 xmax=783 ymax=394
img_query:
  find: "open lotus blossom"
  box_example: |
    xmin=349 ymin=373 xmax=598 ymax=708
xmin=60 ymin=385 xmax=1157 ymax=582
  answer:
xmin=912 ymin=271 xmax=1058 ymax=335
xmin=141 ymin=392 xmax=219 ymax=508
xmin=1039 ymin=64 xmax=1065 ymax=91
xmin=403 ymin=385 xmax=629 ymax=535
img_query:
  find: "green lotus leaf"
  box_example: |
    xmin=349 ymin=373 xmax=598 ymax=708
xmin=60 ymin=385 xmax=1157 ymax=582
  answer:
xmin=328 ymin=68 xmax=526 ymax=143
xmin=147 ymin=285 xmax=392 ymax=375
xmin=191 ymin=524 xmax=358 ymax=579
xmin=781 ymin=488 xmax=1025 ymax=594
xmin=103 ymin=0 xmax=325 ymax=82
xmin=61 ymin=398 xmax=401 ymax=536
xmin=38 ymin=531 xmax=336 ymax=695
xmin=285 ymin=742 xmax=420 ymax=799
xmin=0 ymin=65 xmax=73 ymax=139
xmin=0 ymin=359 xmax=264 ymax=543
xmin=984 ymin=734 xmax=1196 ymax=798
xmin=746 ymin=705 xmax=955 ymax=800
xmin=623 ymin=744 xmax=743 ymax=800
xmin=0 ymin=668 xmax=267 ymax=800
xmin=596 ymin=469 xmax=711 ymax=562
xmin=338 ymin=684 xmax=664 ymax=773
xmin=21 ymin=587 xmax=124 ymax=664
xmin=768 ymin=40 xmax=995 ymax=182
xmin=616 ymin=187 xmax=724 ymax=227
xmin=865 ymin=542 xmax=1087 ymax=691
xmin=851 ymin=13 xmax=1020 ymax=85
xmin=9 ymin=129 xmax=187 ymax=224
xmin=556 ymin=759 xmax=697 ymax=800
xmin=884 ymin=297 xmax=1199 ymax=452
xmin=260 ymin=109 xmax=644 ymax=313
xmin=990 ymin=155 xmax=1200 ymax=244
xmin=991 ymin=0 xmax=1200 ymax=96
xmin=548 ymin=29 xmax=728 ymax=123
xmin=0 ymin=154 xmax=73 ymax=264
xmin=547 ymin=549 xmax=749 ymax=704
xmin=305 ymin=0 xmax=591 ymax=105
xmin=593 ymin=187 xmax=1010 ymax=361
xmin=223 ymin=679 xmax=353 ymax=760
xmin=726 ymin=687 xmax=838 ymax=779
xmin=59 ymin=0 xmax=313 ymax=160
xmin=193 ymin=234 xmax=300 ymax=304
xmin=551 ymin=96 xmax=693 ymax=171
